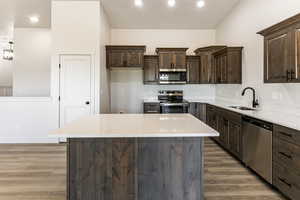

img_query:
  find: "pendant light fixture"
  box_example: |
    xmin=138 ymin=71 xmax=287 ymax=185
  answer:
xmin=3 ymin=41 xmax=14 ymax=61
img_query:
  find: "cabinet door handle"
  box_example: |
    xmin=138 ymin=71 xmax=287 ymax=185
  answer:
xmin=291 ymin=70 xmax=295 ymax=80
xmin=279 ymin=152 xmax=293 ymax=159
xmin=279 ymin=131 xmax=293 ymax=138
xmin=286 ymin=70 xmax=291 ymax=81
xmin=278 ymin=177 xmax=292 ymax=187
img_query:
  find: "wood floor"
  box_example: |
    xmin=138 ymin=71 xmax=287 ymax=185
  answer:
xmin=0 ymin=139 xmax=287 ymax=200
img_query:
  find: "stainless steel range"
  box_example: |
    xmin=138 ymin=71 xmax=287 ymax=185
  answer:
xmin=158 ymin=90 xmax=189 ymax=113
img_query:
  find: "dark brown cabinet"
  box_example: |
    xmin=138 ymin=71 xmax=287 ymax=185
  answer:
xmin=207 ymin=105 xmax=242 ymax=159
xmin=106 ymin=46 xmax=146 ymax=68
xmin=156 ymin=48 xmax=188 ymax=70
xmin=186 ymin=56 xmax=201 ymax=84
xmin=143 ymin=102 xmax=160 ymax=114
xmin=213 ymin=47 xmax=243 ymax=84
xmin=143 ymin=55 xmax=159 ymax=84
xmin=189 ymin=102 xmax=206 ymax=122
xmin=273 ymin=125 xmax=300 ymax=200
xmin=194 ymin=46 xmax=226 ymax=84
xmin=258 ymin=13 xmax=300 ymax=83
xmin=206 ymin=104 xmax=217 ymax=130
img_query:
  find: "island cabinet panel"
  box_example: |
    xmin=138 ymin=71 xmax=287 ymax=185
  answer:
xmin=194 ymin=46 xmax=226 ymax=84
xmin=143 ymin=55 xmax=159 ymax=84
xmin=138 ymin=138 xmax=203 ymax=200
xmin=258 ymin=13 xmax=300 ymax=83
xmin=186 ymin=56 xmax=201 ymax=84
xmin=106 ymin=46 xmax=146 ymax=68
xmin=68 ymin=139 xmax=136 ymax=200
xmin=156 ymin=48 xmax=188 ymax=70
xmin=67 ymin=138 xmax=203 ymax=200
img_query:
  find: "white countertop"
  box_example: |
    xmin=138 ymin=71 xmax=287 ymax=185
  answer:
xmin=143 ymin=99 xmax=160 ymax=103
xmin=49 ymin=114 xmax=219 ymax=138
xmin=188 ymin=99 xmax=300 ymax=131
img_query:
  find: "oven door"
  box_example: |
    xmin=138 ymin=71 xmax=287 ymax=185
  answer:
xmin=160 ymin=103 xmax=189 ymax=113
xmin=159 ymin=71 xmax=187 ymax=84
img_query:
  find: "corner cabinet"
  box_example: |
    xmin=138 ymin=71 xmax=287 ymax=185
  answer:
xmin=143 ymin=55 xmax=159 ymax=84
xmin=156 ymin=48 xmax=188 ymax=70
xmin=258 ymin=13 xmax=300 ymax=83
xmin=213 ymin=47 xmax=243 ymax=84
xmin=186 ymin=56 xmax=201 ymax=84
xmin=106 ymin=46 xmax=146 ymax=68
xmin=194 ymin=46 xmax=226 ymax=84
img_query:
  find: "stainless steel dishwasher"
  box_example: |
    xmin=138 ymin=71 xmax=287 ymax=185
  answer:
xmin=242 ymin=116 xmax=273 ymax=184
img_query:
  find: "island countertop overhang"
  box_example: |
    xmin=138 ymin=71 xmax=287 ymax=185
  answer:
xmin=49 ymin=114 xmax=219 ymax=138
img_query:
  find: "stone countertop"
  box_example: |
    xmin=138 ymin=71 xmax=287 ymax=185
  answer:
xmin=187 ymin=99 xmax=300 ymax=131
xmin=143 ymin=99 xmax=160 ymax=103
xmin=49 ymin=114 xmax=219 ymax=138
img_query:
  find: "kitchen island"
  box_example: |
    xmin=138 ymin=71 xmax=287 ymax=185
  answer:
xmin=50 ymin=114 xmax=219 ymax=200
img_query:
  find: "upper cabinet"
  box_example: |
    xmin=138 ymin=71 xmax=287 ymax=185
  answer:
xmin=144 ymin=55 xmax=159 ymax=84
xmin=186 ymin=56 xmax=201 ymax=84
xmin=258 ymin=13 xmax=300 ymax=83
xmin=194 ymin=46 xmax=226 ymax=84
xmin=106 ymin=46 xmax=146 ymax=68
xmin=156 ymin=48 xmax=188 ymax=70
xmin=213 ymin=47 xmax=243 ymax=84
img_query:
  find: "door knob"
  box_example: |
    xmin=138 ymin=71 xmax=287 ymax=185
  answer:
xmin=85 ymin=101 xmax=90 ymax=105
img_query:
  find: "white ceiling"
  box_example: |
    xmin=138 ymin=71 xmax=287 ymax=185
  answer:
xmin=102 ymin=0 xmax=241 ymax=29
xmin=0 ymin=0 xmax=51 ymax=39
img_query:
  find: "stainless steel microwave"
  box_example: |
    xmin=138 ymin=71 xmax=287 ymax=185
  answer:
xmin=159 ymin=69 xmax=187 ymax=84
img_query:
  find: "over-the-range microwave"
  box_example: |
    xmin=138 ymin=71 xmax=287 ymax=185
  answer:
xmin=159 ymin=69 xmax=187 ymax=84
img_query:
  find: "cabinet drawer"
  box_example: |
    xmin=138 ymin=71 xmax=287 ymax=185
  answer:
xmin=274 ymin=125 xmax=300 ymax=146
xmin=144 ymin=103 xmax=160 ymax=114
xmin=273 ymin=137 xmax=300 ymax=173
xmin=273 ymin=162 xmax=300 ymax=200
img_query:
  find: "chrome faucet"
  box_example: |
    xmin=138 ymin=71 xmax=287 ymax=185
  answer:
xmin=242 ymin=87 xmax=259 ymax=108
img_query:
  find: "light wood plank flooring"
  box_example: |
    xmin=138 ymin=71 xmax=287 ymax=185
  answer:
xmin=0 ymin=139 xmax=287 ymax=200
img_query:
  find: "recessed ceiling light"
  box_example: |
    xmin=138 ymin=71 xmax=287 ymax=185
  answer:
xmin=168 ymin=0 xmax=176 ymax=7
xmin=134 ymin=0 xmax=143 ymax=7
xmin=29 ymin=16 xmax=39 ymax=24
xmin=197 ymin=0 xmax=205 ymax=8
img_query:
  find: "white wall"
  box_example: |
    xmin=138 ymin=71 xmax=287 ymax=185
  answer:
xmin=215 ymin=0 xmax=300 ymax=113
xmin=51 ymin=0 xmax=101 ymax=113
xmin=13 ymin=28 xmax=51 ymax=97
xmin=99 ymin=4 xmax=111 ymax=113
xmin=111 ymin=29 xmax=216 ymax=55
xmin=110 ymin=29 xmax=216 ymax=113
xmin=0 ymin=98 xmax=58 ymax=143
xmin=0 ymin=1 xmax=102 ymax=143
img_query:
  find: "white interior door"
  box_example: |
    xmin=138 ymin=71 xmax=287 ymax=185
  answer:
xmin=59 ymin=55 xmax=93 ymax=127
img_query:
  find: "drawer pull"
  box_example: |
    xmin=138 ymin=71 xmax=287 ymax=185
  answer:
xmin=279 ymin=131 xmax=293 ymax=138
xmin=279 ymin=152 xmax=293 ymax=159
xmin=146 ymin=111 xmax=159 ymax=113
xmin=278 ymin=177 xmax=292 ymax=187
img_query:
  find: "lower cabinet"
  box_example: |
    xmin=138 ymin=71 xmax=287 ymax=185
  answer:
xmin=189 ymin=102 xmax=206 ymax=122
xmin=205 ymin=105 xmax=300 ymax=200
xmin=143 ymin=103 xmax=160 ymax=114
xmin=207 ymin=105 xmax=242 ymax=160
xmin=273 ymin=125 xmax=300 ymax=200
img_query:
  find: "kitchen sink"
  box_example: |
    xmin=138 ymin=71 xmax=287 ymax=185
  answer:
xmin=229 ymin=106 xmax=256 ymax=111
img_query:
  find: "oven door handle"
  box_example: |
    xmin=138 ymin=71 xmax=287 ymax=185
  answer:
xmin=160 ymin=103 xmax=189 ymax=107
